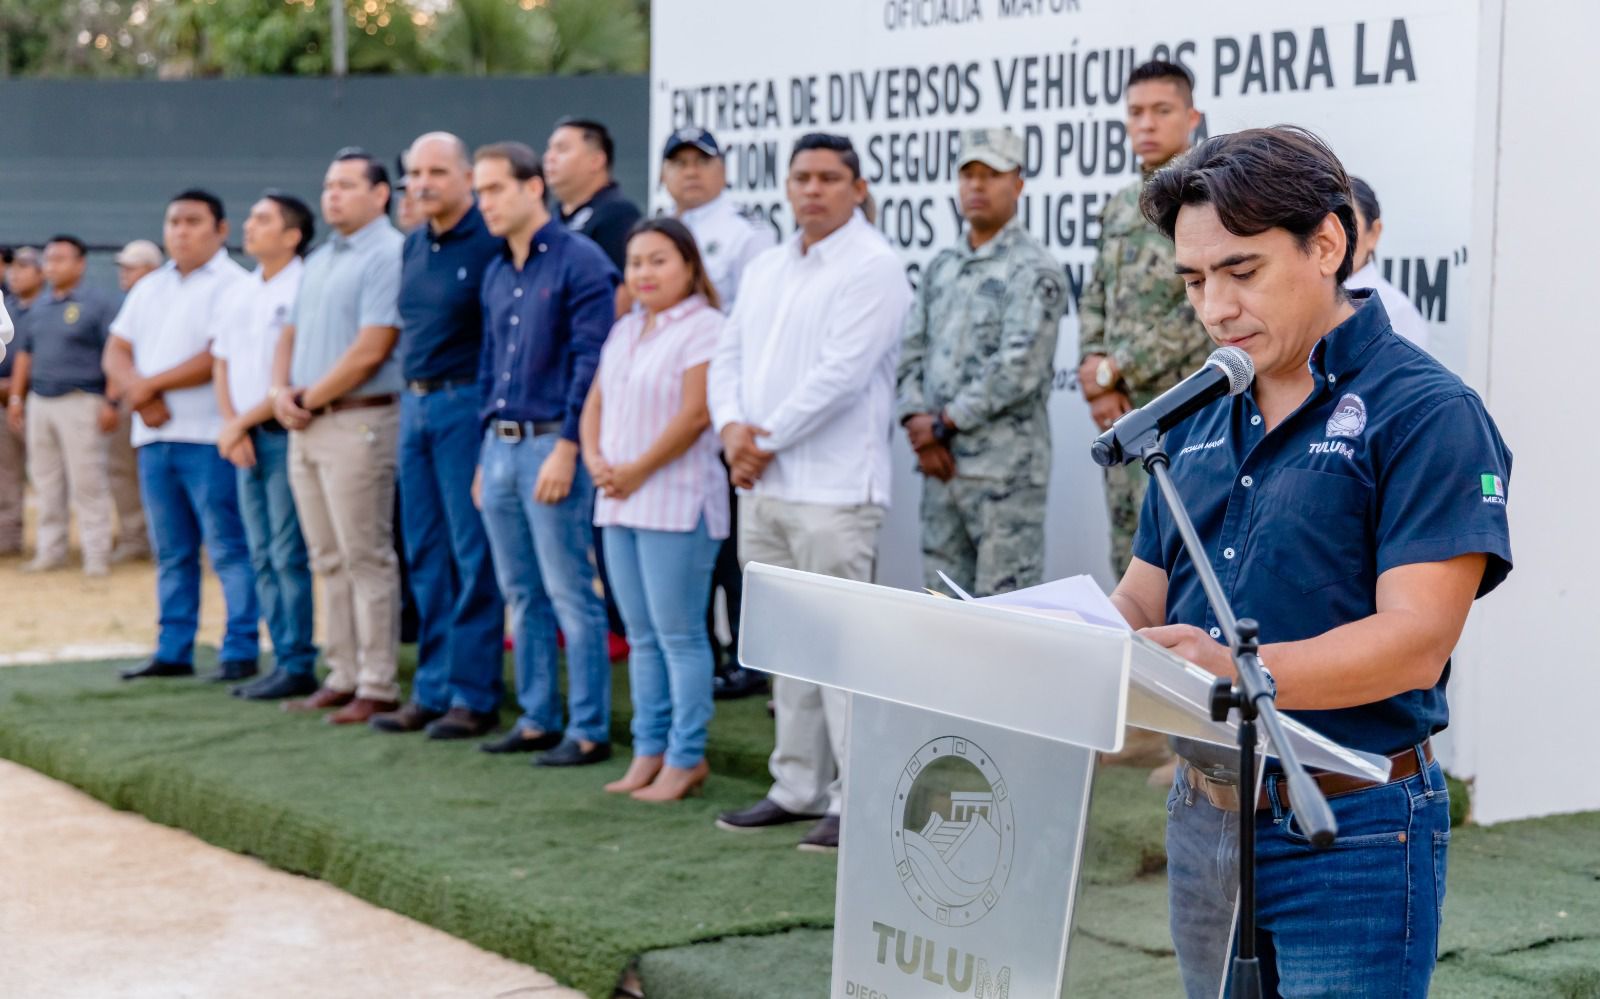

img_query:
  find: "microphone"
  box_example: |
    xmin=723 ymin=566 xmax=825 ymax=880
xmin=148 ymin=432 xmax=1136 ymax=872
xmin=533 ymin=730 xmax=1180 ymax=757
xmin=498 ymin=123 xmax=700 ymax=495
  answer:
xmin=1090 ymin=346 xmax=1254 ymax=467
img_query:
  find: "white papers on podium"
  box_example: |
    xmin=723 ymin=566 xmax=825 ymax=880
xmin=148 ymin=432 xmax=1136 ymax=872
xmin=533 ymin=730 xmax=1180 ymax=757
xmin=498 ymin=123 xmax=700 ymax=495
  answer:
xmin=937 ymin=572 xmax=1390 ymax=783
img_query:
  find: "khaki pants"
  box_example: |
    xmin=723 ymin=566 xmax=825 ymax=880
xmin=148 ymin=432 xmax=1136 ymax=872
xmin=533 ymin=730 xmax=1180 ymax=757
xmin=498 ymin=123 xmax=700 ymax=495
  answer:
xmin=107 ymin=408 xmax=148 ymax=554
xmin=288 ymin=404 xmax=401 ymax=702
xmin=26 ymin=392 xmax=113 ymax=567
xmin=738 ymin=495 xmax=883 ymax=816
xmin=0 ymin=407 xmax=23 ymax=552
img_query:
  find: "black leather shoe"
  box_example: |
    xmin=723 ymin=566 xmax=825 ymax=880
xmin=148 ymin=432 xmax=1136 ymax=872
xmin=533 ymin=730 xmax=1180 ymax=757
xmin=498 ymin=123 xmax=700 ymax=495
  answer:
xmin=426 ymin=707 xmax=500 ymax=740
xmin=713 ymin=666 xmax=769 ymax=700
xmin=534 ymin=738 xmax=613 ymax=767
xmin=120 ymin=657 xmax=195 ymax=681
xmin=797 ymin=814 xmax=841 ymax=853
xmin=202 ymin=660 xmax=259 ymax=684
xmin=368 ymin=702 xmax=444 ymax=733
xmin=479 ymin=728 xmax=563 ymax=754
xmin=715 ymin=798 xmax=823 ymax=831
xmin=236 ymin=671 xmax=320 ymax=701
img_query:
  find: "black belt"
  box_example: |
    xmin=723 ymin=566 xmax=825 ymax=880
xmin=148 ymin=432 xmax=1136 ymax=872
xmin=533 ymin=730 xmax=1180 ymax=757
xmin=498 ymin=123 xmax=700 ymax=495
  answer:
xmin=407 ymin=377 xmax=475 ymax=395
xmin=310 ymin=393 xmax=398 ymax=417
xmin=254 ymin=418 xmax=288 ymax=435
xmin=493 ymin=419 xmax=563 ymax=442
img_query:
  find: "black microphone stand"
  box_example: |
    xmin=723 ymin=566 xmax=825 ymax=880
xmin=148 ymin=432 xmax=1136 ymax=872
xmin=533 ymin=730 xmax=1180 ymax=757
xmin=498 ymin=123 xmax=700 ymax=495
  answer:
xmin=1119 ymin=430 xmax=1338 ymax=998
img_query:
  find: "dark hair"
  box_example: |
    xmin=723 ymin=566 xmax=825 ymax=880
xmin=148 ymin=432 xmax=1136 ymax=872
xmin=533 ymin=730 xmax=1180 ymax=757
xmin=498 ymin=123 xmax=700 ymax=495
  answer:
xmin=170 ymin=188 xmax=226 ymax=226
xmin=332 ymin=146 xmax=392 ymax=211
xmin=1142 ymin=125 xmax=1358 ymax=285
xmin=553 ymin=116 xmax=615 ymax=170
xmin=474 ymin=141 xmax=545 ymax=184
xmin=0 ymin=247 xmax=12 ymax=265
xmin=624 ymin=218 xmax=722 ymax=312
xmin=45 ymin=235 xmax=88 ymax=258
xmin=1127 ymin=59 xmax=1195 ymax=103
xmin=789 ymin=133 xmax=862 ymax=180
xmin=262 ymin=190 xmax=316 ymax=257
xmin=1349 ymin=176 xmax=1381 ymax=225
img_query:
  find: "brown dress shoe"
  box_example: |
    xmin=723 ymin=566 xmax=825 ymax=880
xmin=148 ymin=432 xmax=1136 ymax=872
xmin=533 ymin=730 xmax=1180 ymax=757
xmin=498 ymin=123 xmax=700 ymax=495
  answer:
xmin=369 ymin=702 xmax=443 ymax=733
xmin=603 ymin=754 xmax=664 ymax=793
xmin=631 ymin=759 xmax=709 ymax=803
xmin=282 ymin=687 xmax=354 ymax=713
xmin=327 ymin=697 xmax=399 ymax=725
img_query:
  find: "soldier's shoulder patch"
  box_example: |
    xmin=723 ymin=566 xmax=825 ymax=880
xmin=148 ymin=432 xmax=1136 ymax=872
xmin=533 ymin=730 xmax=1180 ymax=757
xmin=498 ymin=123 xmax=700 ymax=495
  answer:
xmin=1034 ymin=273 xmax=1064 ymax=306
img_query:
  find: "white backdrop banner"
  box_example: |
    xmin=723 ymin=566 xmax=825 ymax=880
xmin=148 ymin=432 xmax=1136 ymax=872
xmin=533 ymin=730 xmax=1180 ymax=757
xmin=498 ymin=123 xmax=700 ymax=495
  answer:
xmin=651 ymin=0 xmax=1479 ymax=590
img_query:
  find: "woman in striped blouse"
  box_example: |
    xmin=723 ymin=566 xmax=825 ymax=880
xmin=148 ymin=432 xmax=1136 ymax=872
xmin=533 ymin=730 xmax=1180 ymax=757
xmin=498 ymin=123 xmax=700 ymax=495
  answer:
xmin=580 ymin=218 xmax=730 ymax=801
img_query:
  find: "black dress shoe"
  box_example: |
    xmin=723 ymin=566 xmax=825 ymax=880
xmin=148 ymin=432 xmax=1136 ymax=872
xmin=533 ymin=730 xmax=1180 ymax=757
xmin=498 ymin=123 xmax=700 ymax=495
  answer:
xmin=797 ymin=814 xmax=841 ymax=853
xmin=715 ymin=798 xmax=823 ymax=831
xmin=236 ymin=671 xmax=320 ymax=701
xmin=119 ymin=657 xmax=195 ymax=681
xmin=534 ymin=738 xmax=613 ymax=767
xmin=202 ymin=660 xmax=259 ymax=684
xmin=368 ymin=702 xmax=444 ymax=733
xmin=426 ymin=707 xmax=500 ymax=740
xmin=479 ymin=728 xmax=563 ymax=754
xmin=713 ymin=666 xmax=769 ymax=700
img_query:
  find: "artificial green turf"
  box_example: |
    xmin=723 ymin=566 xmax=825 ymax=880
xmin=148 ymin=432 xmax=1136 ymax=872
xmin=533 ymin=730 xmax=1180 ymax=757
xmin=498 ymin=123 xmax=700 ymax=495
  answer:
xmin=0 ymin=652 xmax=833 ymax=998
xmin=4 ymin=651 xmax=1597 ymax=998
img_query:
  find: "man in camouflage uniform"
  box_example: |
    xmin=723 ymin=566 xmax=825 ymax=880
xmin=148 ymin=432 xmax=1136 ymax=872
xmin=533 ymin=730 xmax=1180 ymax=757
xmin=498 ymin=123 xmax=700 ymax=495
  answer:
xmin=1079 ymin=60 xmax=1213 ymax=579
xmin=898 ymin=127 xmax=1066 ymax=597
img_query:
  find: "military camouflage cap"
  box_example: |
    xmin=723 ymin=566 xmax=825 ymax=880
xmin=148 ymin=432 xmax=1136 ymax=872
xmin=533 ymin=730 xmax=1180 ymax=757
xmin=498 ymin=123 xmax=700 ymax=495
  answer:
xmin=958 ymin=127 xmax=1025 ymax=173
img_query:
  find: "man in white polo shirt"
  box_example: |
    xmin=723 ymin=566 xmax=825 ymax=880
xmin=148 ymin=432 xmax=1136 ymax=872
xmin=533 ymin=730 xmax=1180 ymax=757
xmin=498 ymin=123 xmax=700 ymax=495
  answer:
xmin=708 ymin=133 xmax=912 ymax=852
xmin=214 ymin=192 xmax=321 ymax=702
xmin=103 ymin=189 xmax=260 ymax=683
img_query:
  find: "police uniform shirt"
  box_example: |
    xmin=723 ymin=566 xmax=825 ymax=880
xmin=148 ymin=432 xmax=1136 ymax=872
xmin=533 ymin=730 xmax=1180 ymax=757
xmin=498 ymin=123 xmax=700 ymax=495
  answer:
xmin=559 ymin=181 xmax=642 ymax=273
xmin=1132 ymin=291 xmax=1513 ymax=756
xmin=678 ymin=194 xmax=777 ymax=311
xmin=14 ymin=287 xmax=117 ymax=397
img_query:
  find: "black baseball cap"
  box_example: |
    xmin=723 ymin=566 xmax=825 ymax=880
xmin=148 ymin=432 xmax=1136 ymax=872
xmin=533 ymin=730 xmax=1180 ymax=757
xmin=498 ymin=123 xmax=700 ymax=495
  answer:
xmin=662 ymin=126 xmax=722 ymax=160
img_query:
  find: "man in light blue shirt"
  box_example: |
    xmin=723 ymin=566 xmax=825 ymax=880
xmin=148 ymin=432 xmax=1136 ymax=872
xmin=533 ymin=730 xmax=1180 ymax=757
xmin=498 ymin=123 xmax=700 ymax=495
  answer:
xmin=271 ymin=149 xmax=406 ymax=726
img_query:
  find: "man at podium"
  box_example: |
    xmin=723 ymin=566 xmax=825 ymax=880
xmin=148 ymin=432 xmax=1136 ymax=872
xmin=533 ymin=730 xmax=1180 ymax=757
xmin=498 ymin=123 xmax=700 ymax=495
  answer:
xmin=1105 ymin=127 xmax=1513 ymax=996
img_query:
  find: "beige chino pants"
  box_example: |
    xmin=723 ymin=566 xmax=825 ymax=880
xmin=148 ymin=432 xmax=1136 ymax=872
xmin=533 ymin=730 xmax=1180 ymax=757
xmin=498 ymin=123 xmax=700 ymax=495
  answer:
xmin=288 ymin=404 xmax=401 ymax=702
xmin=738 ymin=495 xmax=884 ymax=817
xmin=25 ymin=391 xmax=113 ymax=567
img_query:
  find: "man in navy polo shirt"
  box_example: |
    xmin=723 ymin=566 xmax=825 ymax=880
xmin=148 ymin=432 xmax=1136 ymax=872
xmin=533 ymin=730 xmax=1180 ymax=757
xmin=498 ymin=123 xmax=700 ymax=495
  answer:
xmin=370 ymin=132 xmax=507 ymax=741
xmin=1108 ymin=127 xmax=1512 ymax=996
xmin=470 ymin=140 xmax=619 ymax=768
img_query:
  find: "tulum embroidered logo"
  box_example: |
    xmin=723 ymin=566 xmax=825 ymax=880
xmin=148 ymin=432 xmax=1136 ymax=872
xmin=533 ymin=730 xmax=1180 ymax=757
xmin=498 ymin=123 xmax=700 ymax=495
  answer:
xmin=1325 ymin=393 xmax=1367 ymax=438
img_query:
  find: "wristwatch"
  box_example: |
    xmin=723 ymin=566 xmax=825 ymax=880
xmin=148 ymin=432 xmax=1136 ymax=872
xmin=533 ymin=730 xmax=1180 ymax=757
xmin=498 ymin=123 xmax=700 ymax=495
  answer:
xmin=930 ymin=415 xmax=955 ymax=446
xmin=1095 ymin=357 xmax=1117 ymax=389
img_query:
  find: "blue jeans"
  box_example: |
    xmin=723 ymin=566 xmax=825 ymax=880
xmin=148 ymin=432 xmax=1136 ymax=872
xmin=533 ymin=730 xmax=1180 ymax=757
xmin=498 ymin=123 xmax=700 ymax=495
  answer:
xmin=1166 ymin=753 xmax=1450 ymax=998
xmin=478 ymin=428 xmax=610 ymax=743
xmin=237 ymin=427 xmax=317 ymax=677
xmin=399 ymin=388 xmax=505 ymax=713
xmin=602 ymin=519 xmax=720 ymax=768
xmin=138 ymin=441 xmax=259 ymax=665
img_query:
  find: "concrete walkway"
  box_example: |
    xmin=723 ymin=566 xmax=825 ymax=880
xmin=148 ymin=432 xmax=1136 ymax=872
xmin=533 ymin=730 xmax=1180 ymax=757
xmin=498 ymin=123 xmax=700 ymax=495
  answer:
xmin=0 ymin=760 xmax=585 ymax=999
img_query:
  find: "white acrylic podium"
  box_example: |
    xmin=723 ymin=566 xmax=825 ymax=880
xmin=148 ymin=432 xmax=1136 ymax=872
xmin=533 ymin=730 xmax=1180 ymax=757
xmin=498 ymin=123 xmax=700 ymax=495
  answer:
xmin=738 ymin=563 xmax=1387 ymax=999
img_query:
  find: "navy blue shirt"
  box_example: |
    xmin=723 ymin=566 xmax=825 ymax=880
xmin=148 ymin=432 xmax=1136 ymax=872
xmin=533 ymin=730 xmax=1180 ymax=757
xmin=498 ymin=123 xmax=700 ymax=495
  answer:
xmin=478 ymin=220 xmax=619 ymax=441
xmin=559 ymin=181 xmax=642 ymax=272
xmin=398 ymin=204 xmax=502 ymax=383
xmin=1133 ymin=292 xmax=1513 ymax=756
xmin=15 ymin=286 xmax=115 ymax=396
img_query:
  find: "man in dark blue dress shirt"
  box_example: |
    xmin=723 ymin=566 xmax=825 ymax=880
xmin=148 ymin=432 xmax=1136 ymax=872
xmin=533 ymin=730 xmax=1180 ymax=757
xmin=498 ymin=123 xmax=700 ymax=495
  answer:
xmin=1108 ymin=127 xmax=1513 ymax=997
xmin=469 ymin=140 xmax=620 ymax=767
xmin=371 ymin=132 xmax=508 ymax=740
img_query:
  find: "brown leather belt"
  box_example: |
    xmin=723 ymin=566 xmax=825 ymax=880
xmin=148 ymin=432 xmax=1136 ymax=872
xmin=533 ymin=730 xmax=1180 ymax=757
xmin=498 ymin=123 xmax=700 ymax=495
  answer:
xmin=1185 ymin=740 xmax=1434 ymax=813
xmin=313 ymin=393 xmax=397 ymax=417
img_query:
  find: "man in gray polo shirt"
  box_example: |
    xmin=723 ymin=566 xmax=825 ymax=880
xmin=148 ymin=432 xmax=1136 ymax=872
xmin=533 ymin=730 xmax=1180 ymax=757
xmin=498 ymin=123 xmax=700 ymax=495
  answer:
xmin=272 ymin=149 xmax=406 ymax=725
xmin=7 ymin=236 xmax=119 ymax=575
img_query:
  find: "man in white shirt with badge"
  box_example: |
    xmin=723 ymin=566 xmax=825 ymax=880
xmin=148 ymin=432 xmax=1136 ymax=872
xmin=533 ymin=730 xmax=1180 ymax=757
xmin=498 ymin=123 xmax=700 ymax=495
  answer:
xmin=662 ymin=124 xmax=779 ymax=701
xmin=214 ymin=192 xmax=321 ymax=702
xmin=708 ymin=133 xmax=912 ymax=852
xmin=104 ymin=190 xmax=260 ymax=683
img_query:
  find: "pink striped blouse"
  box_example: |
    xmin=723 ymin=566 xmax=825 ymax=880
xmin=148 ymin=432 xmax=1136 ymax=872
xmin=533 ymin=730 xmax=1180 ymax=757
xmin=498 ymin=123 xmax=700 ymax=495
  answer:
xmin=593 ymin=295 xmax=731 ymax=539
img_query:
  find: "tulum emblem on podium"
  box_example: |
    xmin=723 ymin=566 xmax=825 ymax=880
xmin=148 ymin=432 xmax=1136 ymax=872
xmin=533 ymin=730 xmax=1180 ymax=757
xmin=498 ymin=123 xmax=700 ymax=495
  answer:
xmin=891 ymin=736 xmax=1015 ymax=927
